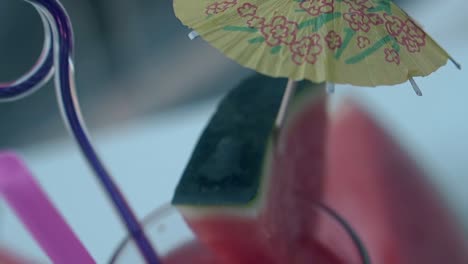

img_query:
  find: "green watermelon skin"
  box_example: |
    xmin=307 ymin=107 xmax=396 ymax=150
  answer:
xmin=172 ymin=75 xmax=292 ymax=206
xmin=172 ymin=75 xmax=321 ymax=207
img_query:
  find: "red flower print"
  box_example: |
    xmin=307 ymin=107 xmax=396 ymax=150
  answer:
xmin=344 ymin=11 xmax=372 ymax=32
xmin=205 ymin=3 xmax=224 ymax=15
xmin=402 ymin=32 xmax=425 ymax=52
xmin=343 ymin=0 xmax=373 ymax=11
xmin=384 ymin=14 xmax=426 ymax=53
xmin=237 ymin=3 xmax=257 ymax=17
xmin=290 ymin=34 xmax=323 ymax=65
xmin=367 ymin=13 xmax=383 ymax=26
xmin=246 ymin=16 xmax=265 ymax=28
xmin=384 ymin=48 xmax=400 ymax=65
xmin=299 ymin=0 xmax=334 ymax=16
xmin=403 ymin=19 xmax=426 ymax=50
xmin=261 ymin=16 xmax=298 ymax=46
xmin=205 ymin=0 xmax=237 ymax=15
xmin=357 ymin=36 xmax=370 ymax=49
xmin=384 ymin=14 xmax=405 ymax=41
xmin=325 ymin=30 xmax=342 ymax=50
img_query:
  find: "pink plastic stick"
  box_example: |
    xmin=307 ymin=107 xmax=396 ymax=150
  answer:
xmin=0 ymin=152 xmax=95 ymax=264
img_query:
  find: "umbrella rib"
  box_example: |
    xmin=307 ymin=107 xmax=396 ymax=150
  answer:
xmin=409 ymin=77 xmax=422 ymax=96
xmin=449 ymin=57 xmax=462 ymax=70
xmin=188 ymin=30 xmax=199 ymax=40
xmin=391 ymin=6 xmax=442 ymax=93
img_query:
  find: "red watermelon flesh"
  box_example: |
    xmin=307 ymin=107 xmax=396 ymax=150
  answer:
xmin=180 ymin=86 xmax=361 ymax=264
xmin=257 ymin=93 xmax=354 ymax=263
xmin=173 ymin=76 xmax=467 ymax=263
xmin=188 ymin=89 xmax=334 ymax=264
xmin=163 ymin=241 xmax=219 ymax=264
xmin=324 ymin=101 xmax=468 ymax=264
xmin=188 ymin=216 xmax=347 ymax=264
xmin=162 ymin=239 xmax=340 ymax=264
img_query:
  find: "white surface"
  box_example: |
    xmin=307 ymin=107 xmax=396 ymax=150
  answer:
xmin=1 ymin=1 xmax=467 ymax=263
xmin=0 ymin=100 xmax=219 ymax=263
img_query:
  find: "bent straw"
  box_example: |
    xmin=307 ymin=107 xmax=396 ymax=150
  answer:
xmin=30 ymin=1 xmax=160 ymax=262
xmin=0 ymin=152 xmax=95 ymax=264
xmin=0 ymin=1 xmax=160 ymax=262
xmin=0 ymin=10 xmax=54 ymax=100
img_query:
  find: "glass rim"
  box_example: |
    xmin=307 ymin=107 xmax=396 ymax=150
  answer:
xmin=109 ymin=202 xmax=372 ymax=264
xmin=108 ymin=204 xmax=175 ymax=264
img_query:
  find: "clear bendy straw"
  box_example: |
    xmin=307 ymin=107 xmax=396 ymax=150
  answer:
xmin=0 ymin=1 xmax=160 ymax=263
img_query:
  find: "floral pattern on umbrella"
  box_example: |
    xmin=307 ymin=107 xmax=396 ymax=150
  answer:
xmin=175 ymin=0 xmax=452 ymax=86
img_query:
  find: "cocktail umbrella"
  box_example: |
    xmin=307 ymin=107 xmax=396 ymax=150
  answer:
xmin=174 ymin=0 xmax=460 ymax=126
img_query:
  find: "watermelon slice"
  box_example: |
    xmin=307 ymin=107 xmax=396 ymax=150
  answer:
xmin=172 ymin=74 xmax=361 ymax=264
xmin=172 ymin=74 xmax=467 ymax=264
xmin=324 ymin=101 xmax=468 ymax=264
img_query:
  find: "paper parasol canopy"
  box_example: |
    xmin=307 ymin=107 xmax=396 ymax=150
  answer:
xmin=174 ymin=0 xmax=456 ymax=87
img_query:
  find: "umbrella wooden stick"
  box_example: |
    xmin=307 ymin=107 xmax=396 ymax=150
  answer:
xmin=275 ymin=79 xmax=297 ymax=130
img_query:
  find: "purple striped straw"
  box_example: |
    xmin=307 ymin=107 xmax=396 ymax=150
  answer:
xmin=0 ymin=1 xmax=160 ymax=263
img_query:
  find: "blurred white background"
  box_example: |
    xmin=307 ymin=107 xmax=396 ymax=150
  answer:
xmin=0 ymin=0 xmax=467 ymax=262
